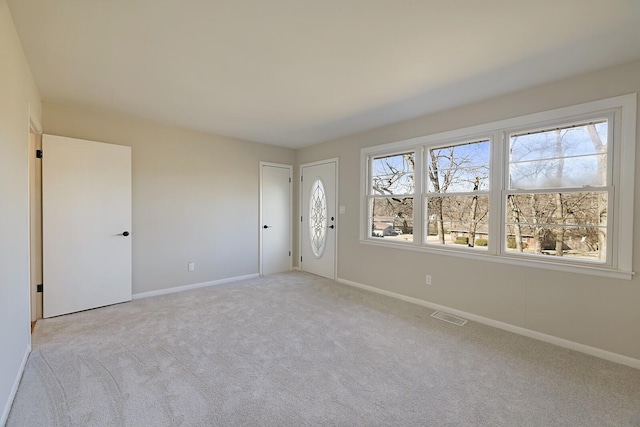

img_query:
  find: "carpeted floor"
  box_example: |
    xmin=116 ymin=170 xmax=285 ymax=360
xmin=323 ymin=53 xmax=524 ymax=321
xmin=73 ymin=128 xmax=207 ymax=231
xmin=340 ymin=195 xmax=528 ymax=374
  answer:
xmin=8 ymin=271 xmax=640 ymax=426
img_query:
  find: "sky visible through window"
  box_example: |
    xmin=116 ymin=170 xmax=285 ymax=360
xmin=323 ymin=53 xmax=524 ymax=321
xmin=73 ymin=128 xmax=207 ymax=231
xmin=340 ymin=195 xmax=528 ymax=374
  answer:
xmin=510 ymin=121 xmax=607 ymax=189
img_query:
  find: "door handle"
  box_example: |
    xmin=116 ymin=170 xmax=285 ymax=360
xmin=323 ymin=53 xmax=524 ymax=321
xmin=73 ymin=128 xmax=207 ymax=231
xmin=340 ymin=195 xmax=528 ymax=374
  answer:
xmin=329 ymin=225 xmax=335 ymax=229
xmin=120 ymin=231 xmax=130 ymax=236
xmin=263 ymin=225 xmax=272 ymax=229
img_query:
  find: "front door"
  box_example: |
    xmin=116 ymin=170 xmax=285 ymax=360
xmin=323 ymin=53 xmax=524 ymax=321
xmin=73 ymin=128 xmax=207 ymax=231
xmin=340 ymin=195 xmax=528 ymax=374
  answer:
xmin=300 ymin=160 xmax=337 ymax=279
xmin=260 ymin=162 xmax=292 ymax=275
xmin=42 ymin=135 xmax=132 ymax=318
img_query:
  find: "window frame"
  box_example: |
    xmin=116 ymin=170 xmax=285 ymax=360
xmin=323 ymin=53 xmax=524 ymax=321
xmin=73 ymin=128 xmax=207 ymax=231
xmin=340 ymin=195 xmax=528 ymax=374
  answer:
xmin=360 ymin=94 xmax=637 ymax=279
xmin=423 ymin=136 xmax=493 ymax=252
xmin=501 ymin=111 xmax=616 ymax=267
xmin=366 ymin=148 xmax=419 ymax=245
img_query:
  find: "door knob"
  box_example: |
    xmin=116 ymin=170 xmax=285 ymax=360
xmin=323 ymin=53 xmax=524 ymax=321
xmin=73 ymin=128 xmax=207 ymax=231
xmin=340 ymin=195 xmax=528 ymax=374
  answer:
xmin=263 ymin=225 xmax=272 ymax=229
xmin=122 ymin=231 xmax=130 ymax=236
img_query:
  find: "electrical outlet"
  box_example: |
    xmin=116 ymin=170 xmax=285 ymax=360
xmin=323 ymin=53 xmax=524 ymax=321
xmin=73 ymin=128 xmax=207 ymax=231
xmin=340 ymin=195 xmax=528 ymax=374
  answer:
xmin=426 ymin=274 xmax=432 ymax=285
xmin=188 ymin=262 xmax=195 ymax=272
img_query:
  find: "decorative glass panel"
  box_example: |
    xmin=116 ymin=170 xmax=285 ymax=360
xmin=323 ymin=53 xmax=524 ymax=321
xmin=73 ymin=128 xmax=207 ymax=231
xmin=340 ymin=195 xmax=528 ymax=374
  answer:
xmin=309 ymin=178 xmax=327 ymax=257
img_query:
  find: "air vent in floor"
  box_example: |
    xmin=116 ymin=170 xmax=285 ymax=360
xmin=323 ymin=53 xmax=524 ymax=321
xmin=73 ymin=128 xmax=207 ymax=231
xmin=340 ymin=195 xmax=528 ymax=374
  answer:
xmin=431 ymin=311 xmax=467 ymax=326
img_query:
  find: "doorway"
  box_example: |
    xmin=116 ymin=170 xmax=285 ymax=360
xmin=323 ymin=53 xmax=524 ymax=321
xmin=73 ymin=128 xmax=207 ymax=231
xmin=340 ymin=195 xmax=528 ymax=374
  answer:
xmin=300 ymin=159 xmax=338 ymax=280
xmin=260 ymin=162 xmax=292 ymax=275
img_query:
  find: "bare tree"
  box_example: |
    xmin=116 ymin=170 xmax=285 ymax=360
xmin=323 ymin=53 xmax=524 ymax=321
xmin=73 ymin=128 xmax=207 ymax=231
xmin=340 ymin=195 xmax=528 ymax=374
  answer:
xmin=371 ymin=153 xmax=415 ymax=236
xmin=467 ymin=177 xmax=480 ymax=247
xmin=427 ymin=149 xmax=451 ymax=244
xmin=427 ymin=142 xmax=489 ymax=245
xmin=508 ymin=195 xmax=524 ymax=252
xmin=553 ymin=129 xmax=566 ymax=256
xmin=587 ymin=124 xmax=607 ymax=261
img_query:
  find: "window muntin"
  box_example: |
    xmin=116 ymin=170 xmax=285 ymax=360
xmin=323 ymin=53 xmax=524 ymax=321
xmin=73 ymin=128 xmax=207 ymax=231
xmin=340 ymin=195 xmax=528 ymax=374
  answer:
xmin=369 ymin=152 xmax=415 ymax=242
xmin=425 ymin=140 xmax=490 ymax=250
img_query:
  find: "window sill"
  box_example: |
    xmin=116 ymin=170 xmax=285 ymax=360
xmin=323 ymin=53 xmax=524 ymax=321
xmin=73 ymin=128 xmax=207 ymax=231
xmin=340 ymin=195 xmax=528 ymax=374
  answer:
xmin=359 ymin=238 xmax=634 ymax=280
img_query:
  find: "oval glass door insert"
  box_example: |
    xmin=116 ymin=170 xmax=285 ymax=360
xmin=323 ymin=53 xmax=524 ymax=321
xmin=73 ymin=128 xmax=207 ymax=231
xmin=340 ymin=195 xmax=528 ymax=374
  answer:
xmin=309 ymin=178 xmax=327 ymax=257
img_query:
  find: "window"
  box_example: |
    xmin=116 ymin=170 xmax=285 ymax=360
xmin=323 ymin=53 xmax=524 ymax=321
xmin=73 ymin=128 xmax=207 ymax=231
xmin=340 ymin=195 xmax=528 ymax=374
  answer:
xmin=368 ymin=152 xmax=415 ymax=242
xmin=360 ymin=94 xmax=636 ymax=279
xmin=425 ymin=139 xmax=490 ymax=250
xmin=506 ymin=119 xmax=610 ymax=262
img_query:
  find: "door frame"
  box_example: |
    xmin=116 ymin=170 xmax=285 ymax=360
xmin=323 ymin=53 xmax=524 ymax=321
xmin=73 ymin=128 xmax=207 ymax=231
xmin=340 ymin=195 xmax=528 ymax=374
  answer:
xmin=299 ymin=158 xmax=339 ymax=280
xmin=259 ymin=162 xmax=293 ymax=276
xmin=27 ymin=106 xmax=42 ymax=322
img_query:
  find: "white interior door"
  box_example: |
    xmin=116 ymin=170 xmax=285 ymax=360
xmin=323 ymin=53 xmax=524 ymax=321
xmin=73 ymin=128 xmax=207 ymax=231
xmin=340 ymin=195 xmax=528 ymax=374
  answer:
xmin=260 ymin=163 xmax=292 ymax=275
xmin=301 ymin=160 xmax=337 ymax=279
xmin=42 ymin=135 xmax=132 ymax=318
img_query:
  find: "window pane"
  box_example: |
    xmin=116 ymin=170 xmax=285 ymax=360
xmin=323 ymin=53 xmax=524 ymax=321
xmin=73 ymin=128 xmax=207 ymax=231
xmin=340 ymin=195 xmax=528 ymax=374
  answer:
xmin=505 ymin=192 xmax=607 ymax=261
xmin=371 ymin=152 xmax=415 ymax=195
xmin=370 ymin=197 xmax=414 ymax=242
xmin=505 ymin=224 xmax=606 ymax=261
xmin=425 ymin=195 xmax=489 ymax=249
xmin=427 ymin=140 xmax=490 ymax=193
xmin=510 ymin=154 xmax=606 ymax=189
xmin=510 ymin=121 xmax=607 ymax=189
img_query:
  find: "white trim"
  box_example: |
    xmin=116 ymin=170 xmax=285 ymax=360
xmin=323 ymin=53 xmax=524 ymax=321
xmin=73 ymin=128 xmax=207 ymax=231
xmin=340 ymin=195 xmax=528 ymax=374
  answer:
xmin=299 ymin=158 xmax=339 ymax=280
xmin=132 ymin=274 xmax=259 ymax=300
xmin=259 ymin=162 xmax=293 ymax=276
xmin=337 ymin=277 xmax=640 ymax=370
xmin=616 ymin=94 xmax=637 ymax=273
xmin=1 ymin=344 xmax=31 ymax=426
xmin=28 ymin=103 xmax=42 ymax=134
xmin=359 ymin=239 xmax=634 ymax=280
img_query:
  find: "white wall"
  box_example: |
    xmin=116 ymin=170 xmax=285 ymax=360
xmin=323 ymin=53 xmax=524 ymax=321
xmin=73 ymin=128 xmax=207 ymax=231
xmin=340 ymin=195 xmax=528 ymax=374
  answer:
xmin=0 ymin=0 xmax=41 ymax=424
xmin=296 ymin=59 xmax=640 ymax=362
xmin=42 ymin=102 xmax=295 ymax=295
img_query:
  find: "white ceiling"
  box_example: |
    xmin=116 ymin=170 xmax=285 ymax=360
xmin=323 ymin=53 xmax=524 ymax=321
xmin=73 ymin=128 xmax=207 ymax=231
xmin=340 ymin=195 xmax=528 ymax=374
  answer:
xmin=8 ymin=0 xmax=640 ymax=149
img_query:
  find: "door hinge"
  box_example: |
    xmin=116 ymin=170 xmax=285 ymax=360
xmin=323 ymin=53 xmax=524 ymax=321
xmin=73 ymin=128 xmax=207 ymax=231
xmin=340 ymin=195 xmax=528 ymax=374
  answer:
xmin=36 ymin=284 xmax=43 ymax=292
xmin=289 ymin=251 xmax=291 ymax=256
xmin=301 ymin=216 xmax=303 ymax=222
xmin=300 ymin=256 xmax=303 ymax=262
xmin=289 ymin=177 xmax=291 ymax=183
xmin=301 ymin=176 xmax=303 ymax=182
xmin=36 ymin=149 xmax=43 ymax=159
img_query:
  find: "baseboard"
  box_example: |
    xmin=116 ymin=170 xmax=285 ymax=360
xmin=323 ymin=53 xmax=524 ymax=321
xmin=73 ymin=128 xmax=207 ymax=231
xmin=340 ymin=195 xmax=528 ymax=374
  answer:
xmin=133 ymin=273 xmax=260 ymax=300
xmin=1 ymin=344 xmax=31 ymax=427
xmin=337 ymin=277 xmax=640 ymax=370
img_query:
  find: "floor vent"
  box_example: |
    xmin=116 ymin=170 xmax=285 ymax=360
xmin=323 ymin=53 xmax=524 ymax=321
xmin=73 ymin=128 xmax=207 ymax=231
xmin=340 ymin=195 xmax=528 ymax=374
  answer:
xmin=431 ymin=311 xmax=468 ymax=326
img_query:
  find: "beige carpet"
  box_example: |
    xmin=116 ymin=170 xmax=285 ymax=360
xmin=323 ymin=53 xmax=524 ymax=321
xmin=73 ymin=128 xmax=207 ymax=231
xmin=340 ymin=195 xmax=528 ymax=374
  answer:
xmin=8 ymin=271 xmax=640 ymax=426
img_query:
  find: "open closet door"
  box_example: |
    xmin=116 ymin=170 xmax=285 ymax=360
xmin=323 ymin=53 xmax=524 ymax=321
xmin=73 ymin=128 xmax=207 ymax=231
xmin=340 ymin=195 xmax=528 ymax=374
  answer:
xmin=42 ymin=134 xmax=132 ymax=318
